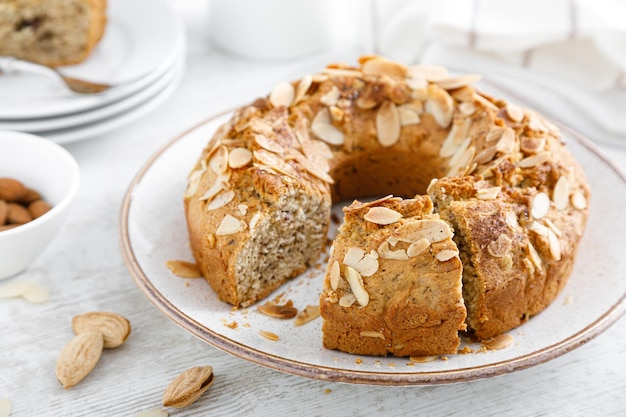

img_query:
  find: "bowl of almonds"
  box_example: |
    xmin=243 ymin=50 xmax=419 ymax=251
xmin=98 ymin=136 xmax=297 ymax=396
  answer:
xmin=0 ymin=130 xmax=80 ymax=279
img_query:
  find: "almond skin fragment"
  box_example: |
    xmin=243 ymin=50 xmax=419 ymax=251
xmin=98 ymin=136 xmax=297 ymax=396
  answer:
xmin=55 ymin=331 xmax=104 ymax=389
xmin=72 ymin=312 xmax=131 ymax=348
xmin=162 ymin=366 xmax=214 ymax=408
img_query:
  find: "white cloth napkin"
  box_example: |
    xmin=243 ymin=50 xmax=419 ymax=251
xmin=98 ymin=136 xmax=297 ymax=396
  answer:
xmin=372 ymin=0 xmax=626 ymax=146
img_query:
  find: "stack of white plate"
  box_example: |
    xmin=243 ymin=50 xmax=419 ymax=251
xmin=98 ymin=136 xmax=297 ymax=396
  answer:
xmin=0 ymin=0 xmax=185 ymax=144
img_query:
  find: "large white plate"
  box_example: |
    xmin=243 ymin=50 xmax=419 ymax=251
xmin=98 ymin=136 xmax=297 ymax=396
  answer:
xmin=38 ymin=59 xmax=184 ymax=145
xmin=120 ymin=112 xmax=626 ymax=385
xmin=0 ymin=0 xmax=183 ymax=120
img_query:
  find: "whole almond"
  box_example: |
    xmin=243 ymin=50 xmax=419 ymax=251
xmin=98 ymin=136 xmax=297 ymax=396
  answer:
xmin=28 ymin=199 xmax=52 ymax=219
xmin=55 ymin=331 xmax=104 ymax=389
xmin=6 ymin=203 xmax=31 ymax=224
xmin=72 ymin=312 xmax=131 ymax=348
xmin=0 ymin=178 xmax=26 ymax=202
xmin=0 ymin=200 xmax=7 ymax=225
xmin=19 ymin=188 xmax=42 ymax=204
xmin=162 ymin=366 xmax=214 ymax=408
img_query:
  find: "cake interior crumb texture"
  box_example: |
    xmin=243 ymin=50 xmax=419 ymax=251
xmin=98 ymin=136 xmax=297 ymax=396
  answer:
xmin=0 ymin=0 xmax=106 ymax=66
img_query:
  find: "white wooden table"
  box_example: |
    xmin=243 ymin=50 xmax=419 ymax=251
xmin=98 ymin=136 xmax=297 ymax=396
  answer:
xmin=2 ymin=2 xmax=625 ymax=416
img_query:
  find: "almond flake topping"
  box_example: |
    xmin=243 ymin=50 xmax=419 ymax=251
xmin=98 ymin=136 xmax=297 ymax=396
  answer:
xmin=407 ymin=238 xmax=431 ymax=257
xmin=360 ymin=331 xmax=385 ymax=339
xmin=527 ymin=241 xmax=543 ymax=271
xmin=339 ymin=293 xmax=356 ymax=308
xmin=458 ymin=101 xmax=476 ymax=116
xmin=476 ymin=186 xmax=501 ymax=200
xmin=531 ymin=192 xmax=551 ymax=219
xmin=505 ymin=102 xmax=524 ymax=123
xmin=228 ymin=147 xmax=253 ymax=168
xmin=447 ymin=146 xmax=475 ymax=177
xmin=520 ymin=136 xmax=546 ymax=154
xmin=571 ymin=191 xmax=587 ymax=210
xmin=361 ymin=57 xmax=408 ymax=77
xmin=487 ymin=234 xmax=513 ymax=258
xmin=364 ymin=206 xmax=402 ymax=225
xmin=440 ymin=118 xmax=472 ymax=158
xmin=249 ymin=118 xmax=273 ymax=136
xmin=199 ymin=171 xmax=231 ymax=202
xmin=377 ymin=241 xmax=409 ymax=260
xmin=394 ymin=219 xmax=452 ymax=244
xmin=294 ymin=74 xmax=313 ymax=104
xmin=473 ymin=145 xmax=498 ymax=165
xmin=407 ymin=65 xmax=449 ymax=82
xmin=209 ymin=146 xmax=229 ymax=174
xmin=434 ymin=74 xmax=481 ymax=90
xmin=505 ymin=211 xmax=520 ymax=230
xmin=547 ymin=229 xmax=561 ymax=261
xmin=206 ymin=189 xmax=235 ymax=211
xmin=528 ymin=220 xmax=549 ymax=237
xmin=269 ymin=82 xmax=295 ymax=108
xmin=398 ymin=104 xmax=421 ymax=126
xmin=376 ymin=101 xmax=401 ymax=147
xmin=495 ymin=128 xmax=516 ymax=154
xmin=345 ymin=266 xmax=369 ymax=307
xmin=329 ymin=260 xmax=341 ymax=290
xmin=552 ymin=176 xmax=571 ymax=211
xmin=311 ymin=108 xmax=344 ymax=145
xmin=342 ymin=247 xmax=379 ymax=277
xmin=294 ymin=305 xmax=321 ymax=326
xmin=320 ymin=86 xmax=341 ymax=106
xmin=519 ymin=151 xmax=552 ymax=168
xmin=254 ymin=134 xmax=283 ymax=154
xmin=425 ymin=85 xmax=454 ymax=128
xmin=216 ymin=214 xmax=246 ymax=236
xmin=436 ymin=249 xmax=458 ymax=262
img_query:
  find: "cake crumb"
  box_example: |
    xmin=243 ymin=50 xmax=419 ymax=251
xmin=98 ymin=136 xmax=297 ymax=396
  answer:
xmin=457 ymin=345 xmax=474 ymax=354
xmin=564 ymin=294 xmax=574 ymax=305
xmin=224 ymin=321 xmax=238 ymax=329
xmin=323 ymin=389 xmax=332 ymax=395
xmin=355 ymin=358 xmax=363 ymax=364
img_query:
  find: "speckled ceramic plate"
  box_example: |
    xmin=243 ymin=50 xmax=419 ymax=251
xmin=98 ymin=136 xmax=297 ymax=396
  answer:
xmin=120 ymin=107 xmax=626 ymax=385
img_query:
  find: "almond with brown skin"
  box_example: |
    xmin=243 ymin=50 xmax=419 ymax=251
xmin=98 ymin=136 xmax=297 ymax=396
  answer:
xmin=6 ymin=203 xmax=31 ymax=224
xmin=162 ymin=366 xmax=214 ymax=408
xmin=0 ymin=178 xmax=26 ymax=202
xmin=55 ymin=331 xmax=104 ymax=389
xmin=0 ymin=200 xmax=7 ymax=225
xmin=28 ymin=199 xmax=52 ymax=219
xmin=72 ymin=312 xmax=131 ymax=348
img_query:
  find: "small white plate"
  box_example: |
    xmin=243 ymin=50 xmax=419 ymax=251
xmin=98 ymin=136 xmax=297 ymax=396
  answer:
xmin=0 ymin=46 xmax=183 ymax=132
xmin=40 ymin=60 xmax=185 ymax=145
xmin=0 ymin=0 xmax=184 ymax=120
xmin=120 ymin=111 xmax=626 ymax=385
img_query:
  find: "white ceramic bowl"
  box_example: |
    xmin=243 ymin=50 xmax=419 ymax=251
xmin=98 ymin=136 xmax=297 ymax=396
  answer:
xmin=0 ymin=131 xmax=80 ymax=279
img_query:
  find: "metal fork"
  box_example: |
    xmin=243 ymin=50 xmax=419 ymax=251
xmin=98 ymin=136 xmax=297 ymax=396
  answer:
xmin=0 ymin=56 xmax=112 ymax=95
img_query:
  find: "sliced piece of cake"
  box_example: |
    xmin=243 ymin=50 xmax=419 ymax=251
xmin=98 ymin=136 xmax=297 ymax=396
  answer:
xmin=319 ymin=195 xmax=467 ymax=357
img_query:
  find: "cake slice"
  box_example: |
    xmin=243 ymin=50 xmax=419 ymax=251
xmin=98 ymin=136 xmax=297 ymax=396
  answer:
xmin=319 ymin=195 xmax=467 ymax=357
xmin=0 ymin=0 xmax=107 ymax=66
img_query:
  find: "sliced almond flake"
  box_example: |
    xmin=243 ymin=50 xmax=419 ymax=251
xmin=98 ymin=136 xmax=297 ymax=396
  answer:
xmin=387 ymin=235 xmax=399 ymax=247
xmin=527 ymin=241 xmax=542 ymax=271
xmin=505 ymin=102 xmax=524 ymax=122
xmin=320 ymin=86 xmax=341 ymax=106
xmin=458 ymin=101 xmax=476 ymax=116
xmin=0 ymin=281 xmax=34 ymax=298
xmin=220 ymin=139 xmax=246 ymax=147
xmin=474 ymin=92 xmax=500 ymax=112
xmin=329 ymin=105 xmax=344 ymax=122
xmin=448 ymin=137 xmax=471 ymax=168
xmin=407 ymin=238 xmax=430 ymax=257
xmin=253 ymin=149 xmax=297 ymax=178
xmin=343 ymin=247 xmax=366 ymax=267
xmin=398 ymin=104 xmax=421 ymax=126
xmin=329 ymin=260 xmax=341 ymax=290
xmin=527 ymin=113 xmax=549 ymax=132
xmin=249 ymin=212 xmax=262 ymax=231
xmin=249 ymin=118 xmax=274 ymax=136
xmin=22 ymin=282 xmax=49 ymax=303
xmin=228 ymin=147 xmax=253 ymax=169
xmin=425 ymin=85 xmax=454 ymax=128
xmin=436 ymin=249 xmax=458 ymax=262
xmin=294 ymin=305 xmax=321 ymax=326
xmin=407 ymin=65 xmax=449 ymax=82
xmin=356 ymin=195 xmax=395 ymax=208
xmin=165 ymin=260 xmax=202 ymax=278
xmin=476 ymin=186 xmax=501 ymax=200
xmin=487 ymin=234 xmax=512 ymax=258
xmin=394 ymin=219 xmax=452 ymax=244
xmin=531 ymin=192 xmax=551 ymax=219
xmin=543 ymin=218 xmax=562 ymax=237
xmin=505 ymin=211 xmax=520 ymax=230
xmin=547 ymin=229 xmax=561 ymax=261
xmin=364 ymin=206 xmax=403 ymax=225
xmin=269 ymin=82 xmax=295 ymax=108
xmin=339 ymin=293 xmax=357 ymax=307
xmin=478 ymin=156 xmax=507 ymax=178
xmin=495 ymin=128 xmax=516 ymax=154
xmin=254 ymin=134 xmax=284 ymax=154
xmin=376 ymin=101 xmax=401 ymax=147
xmin=571 ymin=191 xmax=587 ymax=210
xmin=483 ymin=334 xmax=514 ymax=350
xmin=294 ymin=74 xmax=313 ymax=104
xmin=216 ymin=214 xmax=246 ymax=236
xmin=440 ymin=118 xmax=472 ymax=158
xmin=199 ymin=171 xmax=231 ymax=202
xmin=209 ymin=146 xmax=229 ymax=174
xmin=377 ymin=241 xmax=409 ymax=260
xmin=473 ymin=145 xmax=498 ymax=165
xmin=237 ymin=204 xmax=248 ymax=216
xmin=520 ymin=136 xmax=546 ymax=154
xmin=552 ymin=176 xmax=571 ymax=211
xmin=259 ymin=330 xmax=280 ymax=341
xmin=486 ymin=126 xmax=506 ymax=142
xmin=519 ymin=151 xmax=551 ymax=168
xmin=528 ymin=220 xmax=549 ymax=237
xmin=434 ymin=74 xmax=482 ymax=90
xmin=361 ymin=57 xmax=408 ymax=77
xmin=206 ymin=189 xmax=235 ymax=211
xmin=322 ymin=67 xmax=362 ymax=77
xmin=360 ymin=331 xmax=385 ymax=339
xmin=345 ymin=266 xmax=369 ymax=307
xmin=447 ymin=146 xmax=475 ymax=177
xmin=290 ymin=150 xmax=334 ymax=184
xmin=311 ymin=108 xmax=344 ymax=145
xmin=405 ymin=74 xmax=427 ymax=90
